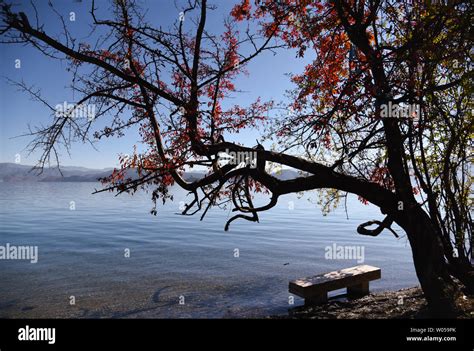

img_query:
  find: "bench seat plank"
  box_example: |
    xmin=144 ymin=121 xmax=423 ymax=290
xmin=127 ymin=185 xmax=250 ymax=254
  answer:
xmin=289 ymin=265 xmax=381 ymax=299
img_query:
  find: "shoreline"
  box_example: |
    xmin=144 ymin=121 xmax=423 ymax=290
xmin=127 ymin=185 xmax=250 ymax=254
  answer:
xmin=272 ymin=287 xmax=474 ymax=319
xmin=3 ymin=286 xmax=472 ymax=319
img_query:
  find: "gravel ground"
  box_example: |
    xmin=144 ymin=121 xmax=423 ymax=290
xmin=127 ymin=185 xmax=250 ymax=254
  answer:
xmin=273 ymin=287 xmax=474 ymax=319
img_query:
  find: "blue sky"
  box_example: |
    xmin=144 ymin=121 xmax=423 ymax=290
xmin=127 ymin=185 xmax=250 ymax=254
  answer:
xmin=0 ymin=0 xmax=307 ymax=169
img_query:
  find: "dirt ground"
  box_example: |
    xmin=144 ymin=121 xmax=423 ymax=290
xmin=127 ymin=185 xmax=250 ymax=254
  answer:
xmin=275 ymin=287 xmax=474 ymax=319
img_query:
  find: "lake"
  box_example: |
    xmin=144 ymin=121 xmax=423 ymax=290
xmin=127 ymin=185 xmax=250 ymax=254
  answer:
xmin=0 ymin=182 xmax=417 ymax=318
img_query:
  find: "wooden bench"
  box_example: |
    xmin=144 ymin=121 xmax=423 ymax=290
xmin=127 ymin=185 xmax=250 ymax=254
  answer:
xmin=289 ymin=265 xmax=381 ymax=305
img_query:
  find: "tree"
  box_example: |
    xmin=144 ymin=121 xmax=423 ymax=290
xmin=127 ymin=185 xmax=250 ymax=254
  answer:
xmin=1 ymin=0 xmax=472 ymax=315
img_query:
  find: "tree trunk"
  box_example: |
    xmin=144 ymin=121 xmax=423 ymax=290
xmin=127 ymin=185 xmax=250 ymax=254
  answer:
xmin=398 ymin=207 xmax=460 ymax=316
xmin=449 ymin=257 xmax=474 ymax=294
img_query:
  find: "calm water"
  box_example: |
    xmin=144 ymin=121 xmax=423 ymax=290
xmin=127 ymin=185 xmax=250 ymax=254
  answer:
xmin=0 ymin=182 xmax=417 ymax=318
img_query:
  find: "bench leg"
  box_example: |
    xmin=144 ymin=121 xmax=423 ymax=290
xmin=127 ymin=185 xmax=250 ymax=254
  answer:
xmin=347 ymin=281 xmax=370 ymax=298
xmin=305 ymin=292 xmax=328 ymax=306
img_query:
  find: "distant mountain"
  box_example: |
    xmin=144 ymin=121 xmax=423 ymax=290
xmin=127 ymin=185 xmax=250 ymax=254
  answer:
xmin=0 ymin=163 xmax=113 ymax=182
xmin=0 ymin=163 xmax=304 ymax=183
xmin=273 ymin=168 xmax=308 ymax=180
xmin=0 ymin=163 xmax=207 ymax=183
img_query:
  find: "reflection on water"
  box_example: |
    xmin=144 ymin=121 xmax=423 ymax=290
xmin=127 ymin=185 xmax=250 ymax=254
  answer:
xmin=0 ymin=182 xmax=417 ymax=318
